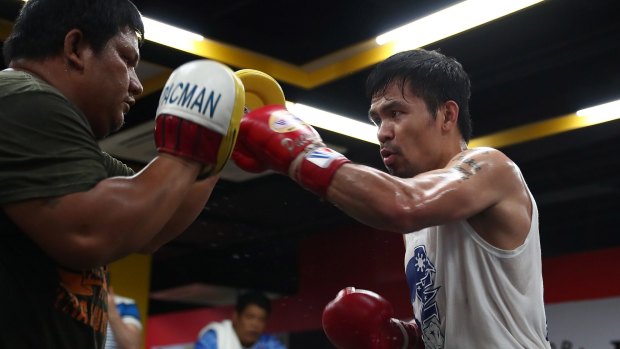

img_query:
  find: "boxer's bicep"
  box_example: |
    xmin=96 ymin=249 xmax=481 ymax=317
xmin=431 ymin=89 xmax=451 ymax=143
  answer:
xmin=325 ymin=148 xmax=518 ymax=233
xmin=401 ymin=148 xmax=517 ymax=228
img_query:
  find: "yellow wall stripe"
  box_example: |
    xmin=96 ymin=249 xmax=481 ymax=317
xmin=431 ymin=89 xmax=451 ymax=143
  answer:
xmin=469 ymin=113 xmax=594 ymax=148
xmin=1 ymin=17 xmax=612 ymax=152
xmin=305 ymin=42 xmax=397 ymax=87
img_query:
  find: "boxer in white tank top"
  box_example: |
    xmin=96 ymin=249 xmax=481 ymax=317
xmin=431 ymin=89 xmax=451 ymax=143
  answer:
xmin=236 ymin=49 xmax=553 ymax=348
xmin=319 ymin=49 xmax=551 ymax=348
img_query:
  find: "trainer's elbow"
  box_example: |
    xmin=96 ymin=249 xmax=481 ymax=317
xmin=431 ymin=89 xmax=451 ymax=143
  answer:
xmin=51 ymin=239 xmax=113 ymax=270
xmin=51 ymin=229 xmax=144 ymax=270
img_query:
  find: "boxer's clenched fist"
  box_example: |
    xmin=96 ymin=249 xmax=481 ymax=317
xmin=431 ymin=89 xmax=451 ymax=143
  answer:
xmin=322 ymin=287 xmax=424 ymax=349
xmin=232 ymin=105 xmax=350 ymax=196
xmin=155 ymin=60 xmax=245 ymax=177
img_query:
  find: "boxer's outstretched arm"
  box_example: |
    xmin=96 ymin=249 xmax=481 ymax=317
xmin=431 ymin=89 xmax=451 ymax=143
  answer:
xmin=232 ymin=104 xmax=529 ymax=244
xmin=327 ymin=148 xmax=528 ymax=237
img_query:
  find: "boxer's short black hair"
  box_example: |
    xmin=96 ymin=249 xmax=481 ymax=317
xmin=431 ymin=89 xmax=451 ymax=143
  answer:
xmin=3 ymin=0 xmax=144 ymax=65
xmin=366 ymin=49 xmax=473 ymax=143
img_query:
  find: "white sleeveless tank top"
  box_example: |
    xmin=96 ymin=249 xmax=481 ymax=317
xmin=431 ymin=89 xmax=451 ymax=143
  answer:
xmin=404 ymin=182 xmax=551 ymax=348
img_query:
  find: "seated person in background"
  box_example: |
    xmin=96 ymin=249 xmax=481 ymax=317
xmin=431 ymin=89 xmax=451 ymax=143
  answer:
xmin=105 ymin=287 xmax=142 ymax=349
xmin=195 ymin=291 xmax=286 ymax=349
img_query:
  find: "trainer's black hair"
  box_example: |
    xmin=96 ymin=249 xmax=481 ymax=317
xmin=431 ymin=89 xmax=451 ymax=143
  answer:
xmin=235 ymin=291 xmax=272 ymax=316
xmin=3 ymin=0 xmax=144 ymax=65
xmin=366 ymin=49 xmax=473 ymax=143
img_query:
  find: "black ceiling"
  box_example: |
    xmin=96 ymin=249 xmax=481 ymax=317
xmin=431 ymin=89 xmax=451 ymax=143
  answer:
xmin=2 ymin=0 xmax=620 ymax=315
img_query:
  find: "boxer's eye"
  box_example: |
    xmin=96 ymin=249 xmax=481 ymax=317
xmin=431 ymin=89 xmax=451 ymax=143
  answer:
xmin=369 ymin=115 xmax=381 ymax=127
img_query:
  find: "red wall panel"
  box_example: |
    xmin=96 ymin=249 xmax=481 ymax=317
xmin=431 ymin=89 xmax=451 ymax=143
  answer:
xmin=147 ymin=226 xmax=620 ymax=347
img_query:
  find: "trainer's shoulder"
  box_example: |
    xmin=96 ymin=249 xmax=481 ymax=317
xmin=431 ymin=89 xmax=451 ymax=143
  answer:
xmin=0 ymin=69 xmax=65 ymax=99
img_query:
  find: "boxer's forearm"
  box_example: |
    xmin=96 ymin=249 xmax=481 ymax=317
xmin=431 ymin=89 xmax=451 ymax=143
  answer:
xmin=326 ymin=163 xmax=421 ymax=233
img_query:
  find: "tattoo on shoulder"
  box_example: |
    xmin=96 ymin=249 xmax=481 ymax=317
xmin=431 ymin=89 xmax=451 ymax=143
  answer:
xmin=454 ymin=157 xmax=482 ymax=180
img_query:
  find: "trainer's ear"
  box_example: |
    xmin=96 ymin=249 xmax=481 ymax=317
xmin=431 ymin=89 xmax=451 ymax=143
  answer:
xmin=63 ymin=28 xmax=88 ymax=71
xmin=440 ymin=100 xmax=459 ymax=132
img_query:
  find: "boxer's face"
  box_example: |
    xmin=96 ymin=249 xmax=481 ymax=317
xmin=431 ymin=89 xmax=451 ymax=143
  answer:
xmin=81 ymin=28 xmax=143 ymax=139
xmin=232 ymin=304 xmax=268 ymax=346
xmin=369 ymin=81 xmax=444 ymax=177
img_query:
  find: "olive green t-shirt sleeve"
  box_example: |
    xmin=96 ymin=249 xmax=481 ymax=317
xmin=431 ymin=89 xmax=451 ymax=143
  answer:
xmin=102 ymin=151 xmax=136 ymax=177
xmin=0 ymin=91 xmax=123 ymax=204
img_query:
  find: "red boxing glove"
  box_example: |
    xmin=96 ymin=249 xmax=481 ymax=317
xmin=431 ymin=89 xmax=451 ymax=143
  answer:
xmin=232 ymin=105 xmax=350 ymax=196
xmin=322 ymin=287 xmax=424 ymax=349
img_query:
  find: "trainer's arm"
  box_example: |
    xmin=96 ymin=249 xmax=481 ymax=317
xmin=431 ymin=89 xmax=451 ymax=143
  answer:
xmin=139 ymin=174 xmax=219 ymax=254
xmin=326 ymin=148 xmax=521 ymax=233
xmin=3 ymin=154 xmax=204 ymax=270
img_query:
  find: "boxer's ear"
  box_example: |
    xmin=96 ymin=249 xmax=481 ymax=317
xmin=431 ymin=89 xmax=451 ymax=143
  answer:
xmin=439 ymin=100 xmax=459 ymax=134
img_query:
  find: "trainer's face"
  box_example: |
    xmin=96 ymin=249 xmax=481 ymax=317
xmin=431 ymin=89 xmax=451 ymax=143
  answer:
xmin=84 ymin=28 xmax=143 ymax=139
xmin=232 ymin=304 xmax=268 ymax=347
xmin=369 ymin=81 xmax=444 ymax=177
